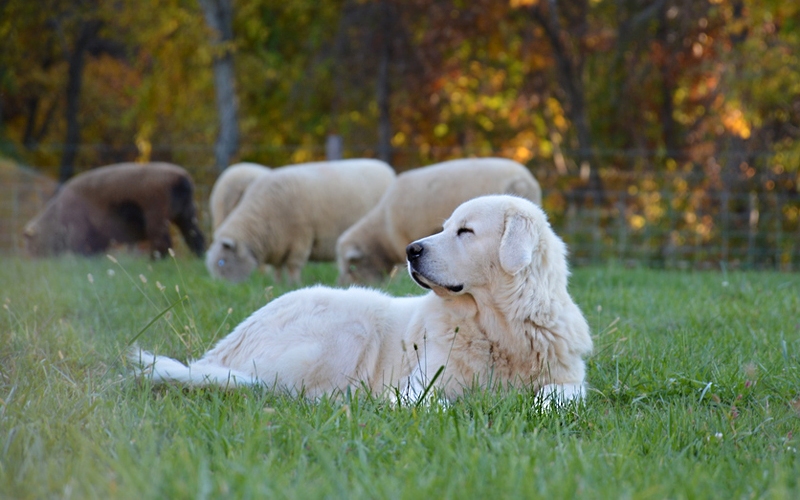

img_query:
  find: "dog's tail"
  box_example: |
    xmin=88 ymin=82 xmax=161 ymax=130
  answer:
xmin=128 ymin=347 xmax=256 ymax=388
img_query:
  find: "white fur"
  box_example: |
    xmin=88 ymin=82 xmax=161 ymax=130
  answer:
xmin=206 ymin=159 xmax=395 ymax=283
xmin=209 ymin=162 xmax=271 ymax=230
xmin=130 ymin=350 xmax=257 ymax=387
xmin=133 ymin=195 xmax=592 ymax=404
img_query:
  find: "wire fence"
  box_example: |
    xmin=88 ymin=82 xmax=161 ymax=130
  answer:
xmin=528 ymin=164 xmax=800 ymax=270
xmin=556 ymin=187 xmax=799 ymax=270
xmin=2 ymin=153 xmax=799 ymax=270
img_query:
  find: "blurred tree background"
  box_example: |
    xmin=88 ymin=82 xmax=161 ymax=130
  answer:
xmin=1 ymin=0 xmax=799 ymax=267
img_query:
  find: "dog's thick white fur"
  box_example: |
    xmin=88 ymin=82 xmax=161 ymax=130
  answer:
xmin=130 ymin=195 xmax=593 ymax=403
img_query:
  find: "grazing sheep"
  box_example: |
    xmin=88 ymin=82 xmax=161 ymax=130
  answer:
xmin=336 ymin=157 xmax=542 ymax=284
xmin=206 ymin=159 xmax=395 ymax=283
xmin=209 ymin=162 xmax=271 ymax=230
xmin=23 ymin=162 xmax=205 ymax=258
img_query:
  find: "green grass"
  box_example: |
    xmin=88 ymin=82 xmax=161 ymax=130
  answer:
xmin=1 ymin=253 xmax=799 ymax=499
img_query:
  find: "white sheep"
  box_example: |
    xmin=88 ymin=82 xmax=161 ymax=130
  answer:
xmin=209 ymin=162 xmax=271 ymax=230
xmin=207 ymin=159 xmax=395 ymax=283
xmin=336 ymin=157 xmax=542 ymax=284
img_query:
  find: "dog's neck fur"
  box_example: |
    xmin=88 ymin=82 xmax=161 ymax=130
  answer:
xmin=469 ymin=287 xmax=529 ymax=344
xmin=446 ymin=274 xmax=575 ymax=389
xmin=469 ymin=259 xmax=572 ymax=344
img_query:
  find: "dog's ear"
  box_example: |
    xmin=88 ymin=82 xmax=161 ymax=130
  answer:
xmin=499 ymin=211 xmax=535 ymax=275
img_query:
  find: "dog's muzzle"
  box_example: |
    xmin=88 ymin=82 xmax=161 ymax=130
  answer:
xmin=406 ymin=242 xmax=464 ymax=293
xmin=406 ymin=242 xmax=424 ymax=263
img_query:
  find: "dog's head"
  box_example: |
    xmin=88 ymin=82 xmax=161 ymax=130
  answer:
xmin=406 ymin=195 xmax=568 ymax=323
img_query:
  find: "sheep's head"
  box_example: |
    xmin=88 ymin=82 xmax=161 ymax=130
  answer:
xmin=22 ymin=211 xmax=64 ymax=257
xmin=205 ymin=237 xmax=258 ymax=283
xmin=336 ymin=240 xmax=396 ymax=285
xmin=22 ymin=220 xmax=42 ymax=256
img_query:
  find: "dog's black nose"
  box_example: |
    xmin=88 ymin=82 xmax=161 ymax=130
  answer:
xmin=406 ymin=242 xmax=424 ymax=261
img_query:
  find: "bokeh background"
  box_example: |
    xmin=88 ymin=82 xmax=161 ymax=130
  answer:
xmin=1 ymin=0 xmax=798 ymax=268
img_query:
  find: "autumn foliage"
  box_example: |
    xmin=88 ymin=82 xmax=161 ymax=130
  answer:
xmin=1 ymin=0 xmax=799 ymax=266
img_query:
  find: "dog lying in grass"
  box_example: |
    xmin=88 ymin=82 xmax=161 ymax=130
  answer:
xmin=131 ymin=195 xmax=592 ymax=403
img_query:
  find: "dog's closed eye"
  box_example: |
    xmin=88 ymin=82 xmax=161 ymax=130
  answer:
xmin=457 ymin=227 xmax=474 ymax=236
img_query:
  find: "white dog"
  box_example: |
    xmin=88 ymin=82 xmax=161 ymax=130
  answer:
xmin=130 ymin=195 xmax=593 ymax=403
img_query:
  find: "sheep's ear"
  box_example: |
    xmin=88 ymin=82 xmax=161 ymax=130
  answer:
xmin=23 ymin=225 xmax=36 ymax=238
xmin=344 ymin=246 xmax=363 ymax=263
xmin=220 ymin=238 xmax=237 ymax=251
xmin=499 ymin=212 xmax=535 ymax=275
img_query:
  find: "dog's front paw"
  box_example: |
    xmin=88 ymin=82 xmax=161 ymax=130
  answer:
xmin=537 ymin=383 xmax=585 ymax=409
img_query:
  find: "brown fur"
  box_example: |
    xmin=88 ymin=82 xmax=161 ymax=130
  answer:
xmin=23 ymin=162 xmax=205 ymax=258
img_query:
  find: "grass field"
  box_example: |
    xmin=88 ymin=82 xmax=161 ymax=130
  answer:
xmin=1 ymin=253 xmax=798 ymax=499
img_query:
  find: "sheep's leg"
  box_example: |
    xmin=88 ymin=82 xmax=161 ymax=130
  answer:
xmin=173 ymin=204 xmax=205 ymax=257
xmin=170 ymin=176 xmax=206 ymax=257
xmin=283 ymin=240 xmax=313 ymax=284
xmin=145 ymin=211 xmax=173 ymax=259
xmin=260 ymin=264 xmax=277 ymax=281
xmin=67 ymin=217 xmax=104 ymax=255
xmin=284 ymin=266 xmax=302 ymax=284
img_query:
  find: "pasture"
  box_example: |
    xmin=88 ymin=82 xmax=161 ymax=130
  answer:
xmin=1 ymin=254 xmax=798 ymax=498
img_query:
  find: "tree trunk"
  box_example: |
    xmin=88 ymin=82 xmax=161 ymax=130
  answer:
xmin=212 ymin=51 xmax=239 ymax=171
xmin=199 ymin=0 xmax=239 ymax=172
xmin=326 ymin=134 xmax=343 ymax=160
xmin=23 ymin=97 xmax=57 ymax=150
xmin=530 ymin=0 xmax=603 ymax=203
xmin=23 ymin=98 xmax=41 ymax=149
xmin=720 ymin=3 xmax=749 ymax=192
xmin=376 ymin=0 xmax=393 ymax=165
xmin=656 ymin=3 xmax=679 ymax=157
xmin=59 ymin=19 xmax=101 ymax=184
